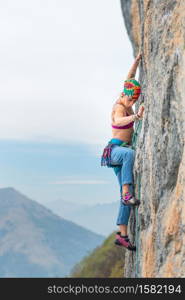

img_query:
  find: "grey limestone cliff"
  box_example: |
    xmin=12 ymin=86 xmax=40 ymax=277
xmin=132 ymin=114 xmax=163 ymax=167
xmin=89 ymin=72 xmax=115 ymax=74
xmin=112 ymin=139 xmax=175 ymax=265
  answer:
xmin=120 ymin=0 xmax=185 ymax=277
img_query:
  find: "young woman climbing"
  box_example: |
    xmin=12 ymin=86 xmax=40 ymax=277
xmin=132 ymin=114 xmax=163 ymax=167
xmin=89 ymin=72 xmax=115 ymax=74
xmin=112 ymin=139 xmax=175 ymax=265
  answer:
xmin=101 ymin=53 xmax=144 ymax=251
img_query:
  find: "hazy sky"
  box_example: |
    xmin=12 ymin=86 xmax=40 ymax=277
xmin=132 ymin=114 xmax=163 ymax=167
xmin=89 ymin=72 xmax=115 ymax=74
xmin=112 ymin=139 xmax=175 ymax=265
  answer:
xmin=0 ymin=0 xmax=135 ymax=205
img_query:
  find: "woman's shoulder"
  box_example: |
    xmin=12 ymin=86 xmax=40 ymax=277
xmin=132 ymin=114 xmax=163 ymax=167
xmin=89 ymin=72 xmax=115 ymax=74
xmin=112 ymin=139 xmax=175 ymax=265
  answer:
xmin=112 ymin=101 xmax=125 ymax=112
xmin=112 ymin=102 xmax=127 ymax=118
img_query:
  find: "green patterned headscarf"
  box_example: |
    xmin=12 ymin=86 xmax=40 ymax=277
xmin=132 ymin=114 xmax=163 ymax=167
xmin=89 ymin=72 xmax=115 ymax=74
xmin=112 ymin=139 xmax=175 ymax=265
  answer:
xmin=123 ymin=79 xmax=141 ymax=100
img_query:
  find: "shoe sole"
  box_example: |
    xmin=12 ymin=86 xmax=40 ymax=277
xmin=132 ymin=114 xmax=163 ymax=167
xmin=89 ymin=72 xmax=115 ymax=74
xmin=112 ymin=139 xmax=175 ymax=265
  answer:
xmin=114 ymin=240 xmax=136 ymax=251
xmin=122 ymin=200 xmax=140 ymax=206
xmin=114 ymin=239 xmax=122 ymax=246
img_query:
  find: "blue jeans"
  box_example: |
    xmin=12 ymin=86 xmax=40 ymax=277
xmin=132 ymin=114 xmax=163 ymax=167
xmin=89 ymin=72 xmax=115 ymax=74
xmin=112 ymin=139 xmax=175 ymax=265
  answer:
xmin=110 ymin=141 xmax=135 ymax=225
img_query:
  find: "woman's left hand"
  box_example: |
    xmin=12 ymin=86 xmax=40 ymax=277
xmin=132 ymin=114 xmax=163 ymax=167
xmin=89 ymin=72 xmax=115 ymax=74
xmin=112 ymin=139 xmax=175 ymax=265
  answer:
xmin=137 ymin=105 xmax=145 ymax=118
xmin=135 ymin=53 xmax=142 ymax=62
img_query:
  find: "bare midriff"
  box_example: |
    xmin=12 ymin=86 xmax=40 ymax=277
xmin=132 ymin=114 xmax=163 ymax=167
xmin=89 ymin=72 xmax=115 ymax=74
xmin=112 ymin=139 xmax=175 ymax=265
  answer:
xmin=111 ymin=103 xmax=134 ymax=143
xmin=111 ymin=126 xmax=134 ymax=143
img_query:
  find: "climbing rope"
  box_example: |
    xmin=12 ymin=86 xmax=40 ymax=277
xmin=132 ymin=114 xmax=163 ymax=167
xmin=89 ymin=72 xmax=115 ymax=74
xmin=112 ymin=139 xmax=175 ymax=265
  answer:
xmin=135 ymin=175 xmax=141 ymax=277
xmin=131 ymin=120 xmax=142 ymax=150
xmin=131 ymin=118 xmax=143 ymax=278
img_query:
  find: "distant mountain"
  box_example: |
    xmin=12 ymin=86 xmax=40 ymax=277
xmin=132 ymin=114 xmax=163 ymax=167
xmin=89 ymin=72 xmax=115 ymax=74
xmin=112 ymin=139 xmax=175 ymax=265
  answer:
xmin=71 ymin=232 xmax=125 ymax=278
xmin=45 ymin=199 xmax=87 ymax=217
xmin=45 ymin=200 xmax=119 ymax=236
xmin=0 ymin=187 xmax=104 ymax=277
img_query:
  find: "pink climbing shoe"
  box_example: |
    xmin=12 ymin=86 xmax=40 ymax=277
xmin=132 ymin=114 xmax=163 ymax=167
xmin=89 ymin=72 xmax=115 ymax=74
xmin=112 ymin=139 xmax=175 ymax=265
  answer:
xmin=114 ymin=232 xmax=136 ymax=251
xmin=121 ymin=192 xmax=140 ymax=206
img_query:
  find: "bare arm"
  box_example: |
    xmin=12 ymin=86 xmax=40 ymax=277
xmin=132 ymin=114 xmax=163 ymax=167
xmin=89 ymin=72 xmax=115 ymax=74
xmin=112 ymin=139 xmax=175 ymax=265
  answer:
xmin=126 ymin=53 xmax=142 ymax=79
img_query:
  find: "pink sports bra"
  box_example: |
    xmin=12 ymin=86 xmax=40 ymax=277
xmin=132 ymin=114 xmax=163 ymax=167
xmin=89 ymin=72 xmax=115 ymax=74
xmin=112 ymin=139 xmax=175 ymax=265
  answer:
xmin=112 ymin=112 xmax=134 ymax=129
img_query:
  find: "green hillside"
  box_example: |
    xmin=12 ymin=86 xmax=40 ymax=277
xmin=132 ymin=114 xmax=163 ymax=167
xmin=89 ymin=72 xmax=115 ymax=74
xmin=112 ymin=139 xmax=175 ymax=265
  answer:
xmin=70 ymin=232 xmax=125 ymax=278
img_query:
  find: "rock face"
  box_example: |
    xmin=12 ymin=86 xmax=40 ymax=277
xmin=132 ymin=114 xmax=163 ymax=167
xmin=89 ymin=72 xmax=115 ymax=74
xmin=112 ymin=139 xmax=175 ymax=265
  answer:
xmin=120 ymin=0 xmax=185 ymax=277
